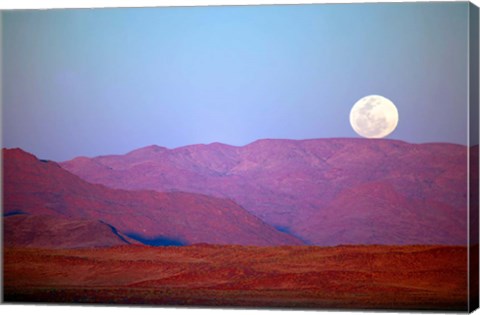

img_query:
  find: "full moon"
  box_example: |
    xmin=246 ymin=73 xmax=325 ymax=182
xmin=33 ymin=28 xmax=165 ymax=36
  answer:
xmin=349 ymin=95 xmax=399 ymax=138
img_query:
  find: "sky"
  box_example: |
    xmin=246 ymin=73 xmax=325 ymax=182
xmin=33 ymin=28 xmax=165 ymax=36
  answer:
xmin=1 ymin=2 xmax=472 ymax=161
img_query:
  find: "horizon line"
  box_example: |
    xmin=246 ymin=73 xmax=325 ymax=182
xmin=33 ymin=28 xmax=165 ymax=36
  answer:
xmin=2 ymin=136 xmax=470 ymax=163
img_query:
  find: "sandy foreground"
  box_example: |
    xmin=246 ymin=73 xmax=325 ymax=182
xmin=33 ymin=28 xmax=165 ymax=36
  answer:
xmin=3 ymin=244 xmax=468 ymax=311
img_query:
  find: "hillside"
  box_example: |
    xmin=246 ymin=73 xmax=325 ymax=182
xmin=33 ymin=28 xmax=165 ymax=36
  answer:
xmin=61 ymin=138 xmax=468 ymax=245
xmin=3 ymin=148 xmax=302 ymax=246
xmin=3 ymin=213 xmax=138 ymax=248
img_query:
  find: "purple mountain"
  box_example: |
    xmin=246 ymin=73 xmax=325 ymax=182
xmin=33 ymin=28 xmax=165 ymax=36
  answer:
xmin=61 ymin=138 xmax=468 ymax=245
xmin=3 ymin=148 xmax=302 ymax=247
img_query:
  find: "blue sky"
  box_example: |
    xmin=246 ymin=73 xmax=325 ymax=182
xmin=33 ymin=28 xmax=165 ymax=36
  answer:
xmin=2 ymin=3 xmax=470 ymax=161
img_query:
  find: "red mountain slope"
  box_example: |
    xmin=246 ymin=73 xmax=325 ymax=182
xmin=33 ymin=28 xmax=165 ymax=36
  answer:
xmin=61 ymin=138 xmax=468 ymax=245
xmin=3 ymin=148 xmax=302 ymax=246
xmin=3 ymin=214 xmax=139 ymax=248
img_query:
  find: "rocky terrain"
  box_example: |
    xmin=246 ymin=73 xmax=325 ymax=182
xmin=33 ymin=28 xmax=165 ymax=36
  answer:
xmin=61 ymin=138 xmax=468 ymax=245
xmin=2 ymin=139 xmax=472 ymax=311
xmin=3 ymin=213 xmax=139 ymax=248
xmin=3 ymin=148 xmax=301 ymax=246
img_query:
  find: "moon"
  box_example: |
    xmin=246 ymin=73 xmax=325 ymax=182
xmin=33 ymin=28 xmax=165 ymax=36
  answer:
xmin=349 ymin=95 xmax=399 ymax=138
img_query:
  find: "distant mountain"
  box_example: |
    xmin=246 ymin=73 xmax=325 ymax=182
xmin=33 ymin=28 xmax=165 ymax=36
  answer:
xmin=61 ymin=138 xmax=468 ymax=245
xmin=3 ymin=213 xmax=138 ymax=248
xmin=3 ymin=148 xmax=302 ymax=246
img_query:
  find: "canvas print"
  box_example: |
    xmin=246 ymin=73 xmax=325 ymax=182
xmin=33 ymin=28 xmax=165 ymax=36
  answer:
xmin=2 ymin=2 xmax=479 ymax=312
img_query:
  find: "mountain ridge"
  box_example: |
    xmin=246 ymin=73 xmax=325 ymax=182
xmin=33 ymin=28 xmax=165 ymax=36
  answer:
xmin=3 ymin=148 xmax=303 ymax=247
xmin=60 ymin=138 xmax=468 ymax=246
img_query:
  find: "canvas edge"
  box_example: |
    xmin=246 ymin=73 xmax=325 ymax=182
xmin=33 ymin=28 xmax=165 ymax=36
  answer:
xmin=469 ymin=1 xmax=480 ymax=313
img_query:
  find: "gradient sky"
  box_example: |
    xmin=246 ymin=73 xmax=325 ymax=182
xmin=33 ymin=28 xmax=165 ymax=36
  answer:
xmin=2 ymin=3 xmax=471 ymax=161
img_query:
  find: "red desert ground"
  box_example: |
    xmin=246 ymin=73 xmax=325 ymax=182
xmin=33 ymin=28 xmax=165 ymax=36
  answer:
xmin=2 ymin=138 xmax=476 ymax=310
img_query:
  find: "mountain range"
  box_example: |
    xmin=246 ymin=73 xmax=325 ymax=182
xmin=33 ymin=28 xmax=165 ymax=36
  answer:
xmin=3 ymin=138 xmax=469 ymax=247
xmin=3 ymin=148 xmax=301 ymax=247
xmin=61 ymin=138 xmax=468 ymax=246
